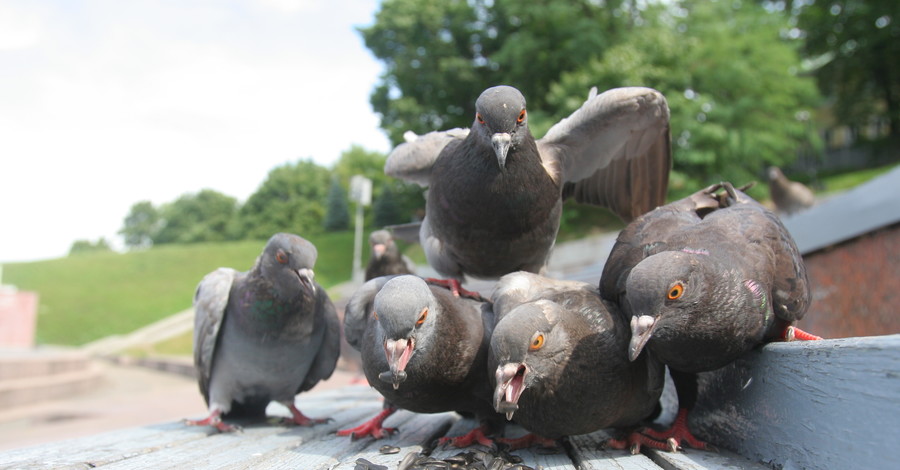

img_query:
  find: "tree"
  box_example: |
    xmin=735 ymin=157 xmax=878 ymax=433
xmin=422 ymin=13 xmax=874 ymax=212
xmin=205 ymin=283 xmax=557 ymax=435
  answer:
xmin=155 ymin=189 xmax=239 ymax=244
xmin=373 ymin=185 xmax=405 ymax=228
xmin=793 ymin=0 xmax=900 ymax=136
xmin=69 ymin=238 xmax=112 ymax=255
xmin=551 ymin=0 xmax=820 ymax=197
xmin=119 ymin=201 xmax=161 ymax=249
xmin=332 ymin=145 xmax=425 ymax=225
xmin=360 ymin=0 xmax=640 ymax=144
xmin=237 ymin=159 xmax=331 ymax=240
xmin=323 ymin=178 xmax=350 ymax=231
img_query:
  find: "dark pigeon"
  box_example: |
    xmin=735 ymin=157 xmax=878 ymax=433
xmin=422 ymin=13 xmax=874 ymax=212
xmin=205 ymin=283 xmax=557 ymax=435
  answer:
xmin=767 ymin=166 xmax=815 ymax=215
xmin=600 ymin=182 xmax=820 ymax=450
xmin=186 ymin=232 xmax=341 ymax=432
xmin=385 ymin=85 xmax=671 ymax=288
xmin=489 ymin=272 xmax=664 ymax=449
xmin=338 ymin=275 xmax=499 ymax=446
xmin=365 ymin=229 xmax=416 ymax=281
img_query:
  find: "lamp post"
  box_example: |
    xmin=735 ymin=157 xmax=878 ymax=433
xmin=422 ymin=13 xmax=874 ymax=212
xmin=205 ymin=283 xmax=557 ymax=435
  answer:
xmin=349 ymin=175 xmax=372 ymax=284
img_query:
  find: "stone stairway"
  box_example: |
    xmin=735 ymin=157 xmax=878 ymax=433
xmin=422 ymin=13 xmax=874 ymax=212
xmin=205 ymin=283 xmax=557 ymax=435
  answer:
xmin=0 ymin=348 xmax=103 ymax=412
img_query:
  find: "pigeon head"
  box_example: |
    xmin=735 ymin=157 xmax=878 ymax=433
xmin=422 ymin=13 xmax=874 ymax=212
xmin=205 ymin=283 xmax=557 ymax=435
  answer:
xmin=624 ymin=249 xmax=760 ymax=371
xmin=368 ymin=229 xmax=394 ymax=260
xmin=473 ymin=85 xmax=531 ymax=170
xmin=490 ymin=300 xmax=568 ymax=421
xmin=372 ymin=275 xmax=440 ymax=390
xmin=259 ymin=232 xmax=318 ymax=298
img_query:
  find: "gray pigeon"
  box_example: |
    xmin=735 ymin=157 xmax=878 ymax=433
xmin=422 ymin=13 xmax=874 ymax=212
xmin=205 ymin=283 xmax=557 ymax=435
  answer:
xmin=489 ymin=272 xmax=664 ymax=449
xmin=385 ymin=85 xmax=671 ymax=289
xmin=186 ymin=232 xmax=341 ymax=432
xmin=365 ymin=229 xmax=416 ymax=281
xmin=767 ymin=166 xmax=815 ymax=215
xmin=599 ymin=182 xmax=820 ymax=450
xmin=338 ymin=275 xmax=499 ymax=446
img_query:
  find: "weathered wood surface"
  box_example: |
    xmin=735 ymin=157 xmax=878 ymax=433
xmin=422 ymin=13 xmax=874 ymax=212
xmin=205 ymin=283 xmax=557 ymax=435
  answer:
xmin=692 ymin=334 xmax=900 ymax=470
xmin=0 ymin=386 xmax=763 ymax=470
xmin=2 ymin=335 xmax=895 ymax=469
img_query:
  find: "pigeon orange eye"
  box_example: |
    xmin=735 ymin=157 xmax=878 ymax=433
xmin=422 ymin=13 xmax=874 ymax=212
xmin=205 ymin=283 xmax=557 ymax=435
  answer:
xmin=476 ymin=113 xmax=485 ymax=124
xmin=529 ymin=333 xmax=544 ymax=350
xmin=372 ymin=311 xmax=378 ymax=321
xmin=667 ymin=283 xmax=684 ymax=300
xmin=276 ymin=251 xmax=288 ymax=264
xmin=517 ymin=109 xmax=526 ymax=123
xmin=415 ymin=307 xmax=428 ymax=326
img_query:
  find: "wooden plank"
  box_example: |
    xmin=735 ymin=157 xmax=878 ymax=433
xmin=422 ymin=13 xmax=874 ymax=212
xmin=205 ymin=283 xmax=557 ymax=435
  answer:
xmin=642 ymin=448 xmax=771 ymax=470
xmin=567 ymin=431 xmax=661 ymax=470
xmin=691 ymin=334 xmax=900 ymax=470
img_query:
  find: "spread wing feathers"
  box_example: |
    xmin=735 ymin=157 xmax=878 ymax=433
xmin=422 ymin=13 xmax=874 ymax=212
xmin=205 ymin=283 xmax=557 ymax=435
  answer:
xmin=384 ymin=128 xmax=470 ymax=186
xmin=192 ymin=267 xmax=238 ymax=402
xmin=342 ymin=275 xmax=398 ymax=350
xmin=539 ymin=87 xmax=671 ymax=221
xmin=298 ymin=290 xmax=341 ymax=393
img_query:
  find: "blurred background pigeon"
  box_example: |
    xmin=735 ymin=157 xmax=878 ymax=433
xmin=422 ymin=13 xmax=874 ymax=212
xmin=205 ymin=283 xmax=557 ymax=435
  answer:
xmin=365 ymin=229 xmax=416 ymax=281
xmin=385 ymin=85 xmax=671 ymax=293
xmin=767 ymin=166 xmax=816 ymax=215
xmin=489 ymin=272 xmax=664 ymax=449
xmin=338 ymin=275 xmax=499 ymax=446
xmin=186 ymin=232 xmax=341 ymax=432
xmin=600 ymin=183 xmax=820 ymax=450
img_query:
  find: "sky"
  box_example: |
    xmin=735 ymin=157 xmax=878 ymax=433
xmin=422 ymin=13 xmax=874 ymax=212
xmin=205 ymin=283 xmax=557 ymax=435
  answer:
xmin=0 ymin=0 xmax=391 ymax=263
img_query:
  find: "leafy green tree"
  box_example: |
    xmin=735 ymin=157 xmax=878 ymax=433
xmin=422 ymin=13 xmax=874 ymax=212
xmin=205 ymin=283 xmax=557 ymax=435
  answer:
xmin=119 ymin=201 xmax=161 ymax=249
xmin=237 ymin=159 xmax=331 ymax=240
xmin=155 ymin=189 xmax=239 ymax=244
xmin=793 ymin=0 xmax=899 ymax=136
xmin=361 ymin=0 xmax=640 ymax=144
xmin=324 ymin=178 xmax=350 ymax=231
xmin=69 ymin=238 xmax=112 ymax=255
xmin=551 ymin=0 xmax=821 ymax=197
xmin=332 ymin=145 xmax=425 ymax=225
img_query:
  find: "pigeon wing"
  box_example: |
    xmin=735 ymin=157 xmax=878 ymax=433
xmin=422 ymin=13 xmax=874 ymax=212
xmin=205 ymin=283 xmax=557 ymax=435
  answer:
xmin=537 ymin=87 xmax=671 ymax=222
xmin=384 ymin=128 xmax=469 ymax=187
xmin=192 ymin=267 xmax=237 ymax=403
xmin=298 ymin=288 xmax=342 ymax=393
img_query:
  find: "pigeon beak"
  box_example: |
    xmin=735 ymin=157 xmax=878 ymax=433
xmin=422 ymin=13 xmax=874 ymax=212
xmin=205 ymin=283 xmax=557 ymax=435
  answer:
xmin=297 ymin=268 xmax=316 ymax=295
xmin=491 ymin=133 xmax=512 ymax=170
xmin=493 ymin=362 xmax=527 ymax=421
xmin=629 ymin=315 xmax=658 ymax=362
xmin=372 ymin=243 xmax=387 ymax=260
xmin=381 ymin=338 xmax=414 ymax=390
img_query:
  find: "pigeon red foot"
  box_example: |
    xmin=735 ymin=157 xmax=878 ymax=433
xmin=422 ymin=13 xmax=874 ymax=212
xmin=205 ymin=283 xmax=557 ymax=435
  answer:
xmin=283 ymin=403 xmax=331 ymax=426
xmin=639 ymin=408 xmax=707 ymax=451
xmin=606 ymin=430 xmax=679 ymax=454
xmin=336 ymin=407 xmax=398 ymax=440
xmin=782 ymin=325 xmax=823 ymax=341
xmin=438 ymin=424 xmax=495 ymax=448
xmin=424 ymin=278 xmax=487 ymax=302
xmin=184 ymin=409 xmax=240 ymax=433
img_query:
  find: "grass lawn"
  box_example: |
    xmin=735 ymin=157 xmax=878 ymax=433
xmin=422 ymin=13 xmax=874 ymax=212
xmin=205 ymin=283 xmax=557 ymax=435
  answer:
xmin=3 ymin=232 xmax=357 ymax=346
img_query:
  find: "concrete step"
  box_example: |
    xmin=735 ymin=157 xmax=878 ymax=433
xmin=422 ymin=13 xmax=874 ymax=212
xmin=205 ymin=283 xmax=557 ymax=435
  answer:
xmin=0 ymin=349 xmax=104 ymax=411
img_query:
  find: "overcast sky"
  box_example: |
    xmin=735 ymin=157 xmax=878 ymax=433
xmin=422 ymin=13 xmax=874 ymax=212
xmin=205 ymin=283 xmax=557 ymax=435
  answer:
xmin=0 ymin=0 xmax=391 ymax=263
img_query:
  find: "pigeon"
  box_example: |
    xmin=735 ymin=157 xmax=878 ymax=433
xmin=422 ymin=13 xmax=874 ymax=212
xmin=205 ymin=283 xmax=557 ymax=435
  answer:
xmin=365 ymin=229 xmax=416 ymax=281
xmin=599 ymin=182 xmax=820 ymax=450
xmin=488 ymin=272 xmax=664 ymax=449
xmin=185 ymin=232 xmax=341 ymax=432
xmin=338 ymin=275 xmax=499 ymax=446
xmin=385 ymin=85 xmax=671 ymax=293
xmin=767 ymin=166 xmax=815 ymax=215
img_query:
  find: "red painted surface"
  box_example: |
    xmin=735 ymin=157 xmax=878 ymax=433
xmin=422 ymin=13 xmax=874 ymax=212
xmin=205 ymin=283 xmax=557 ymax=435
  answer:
xmin=796 ymin=223 xmax=900 ymax=339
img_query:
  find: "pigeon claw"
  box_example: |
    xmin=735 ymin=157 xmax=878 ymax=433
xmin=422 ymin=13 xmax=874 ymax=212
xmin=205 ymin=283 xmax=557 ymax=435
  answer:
xmin=285 ymin=404 xmax=331 ymax=427
xmin=640 ymin=408 xmax=708 ymax=451
xmin=423 ymin=278 xmax=487 ymax=302
xmin=783 ymin=325 xmax=823 ymax=341
xmin=184 ymin=410 xmax=241 ymax=433
xmin=336 ymin=407 xmax=398 ymax=440
xmin=438 ymin=424 xmax=495 ymax=448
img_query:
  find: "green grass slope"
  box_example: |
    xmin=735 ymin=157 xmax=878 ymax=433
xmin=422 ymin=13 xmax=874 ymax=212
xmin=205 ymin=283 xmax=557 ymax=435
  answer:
xmin=4 ymin=232 xmax=355 ymax=346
